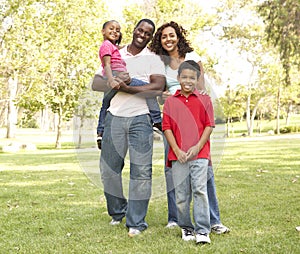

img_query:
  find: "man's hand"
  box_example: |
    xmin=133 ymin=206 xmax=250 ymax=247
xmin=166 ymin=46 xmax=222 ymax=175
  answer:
xmin=108 ymin=79 xmax=121 ymax=90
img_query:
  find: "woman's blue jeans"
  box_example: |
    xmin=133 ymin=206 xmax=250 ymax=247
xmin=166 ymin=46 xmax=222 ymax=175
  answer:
xmin=100 ymin=112 xmax=153 ymax=231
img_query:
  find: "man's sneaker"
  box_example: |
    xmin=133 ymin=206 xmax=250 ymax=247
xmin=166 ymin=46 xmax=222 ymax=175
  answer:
xmin=96 ymin=135 xmax=102 ymax=150
xmin=196 ymin=233 xmax=211 ymax=244
xmin=181 ymin=228 xmax=195 ymax=241
xmin=109 ymin=219 xmax=121 ymax=225
xmin=165 ymin=221 xmax=178 ymax=228
xmin=211 ymin=224 xmax=230 ymax=234
xmin=128 ymin=228 xmax=141 ymax=237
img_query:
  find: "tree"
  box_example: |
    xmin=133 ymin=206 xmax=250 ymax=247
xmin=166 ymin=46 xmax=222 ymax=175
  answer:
xmin=215 ymin=0 xmax=292 ymax=135
xmin=258 ymin=0 xmax=300 ymax=86
xmin=74 ymin=88 xmax=102 ymax=149
xmin=1 ymin=0 xmax=105 ymax=147
xmin=219 ymin=84 xmax=245 ymax=137
xmin=258 ymin=0 xmax=300 ymax=132
xmin=121 ymin=0 xmax=219 ymax=79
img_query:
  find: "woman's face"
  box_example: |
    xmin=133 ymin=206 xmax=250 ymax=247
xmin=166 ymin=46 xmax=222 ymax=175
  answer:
xmin=161 ymin=26 xmax=179 ymax=54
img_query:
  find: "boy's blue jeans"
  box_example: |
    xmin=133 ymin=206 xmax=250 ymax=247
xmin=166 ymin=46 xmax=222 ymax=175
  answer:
xmin=163 ymin=135 xmax=222 ymax=226
xmin=172 ymin=159 xmax=210 ymax=234
xmin=97 ymin=78 xmax=161 ymax=135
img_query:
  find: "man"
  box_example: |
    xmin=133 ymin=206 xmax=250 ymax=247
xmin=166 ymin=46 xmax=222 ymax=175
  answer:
xmin=92 ymin=19 xmax=165 ymax=237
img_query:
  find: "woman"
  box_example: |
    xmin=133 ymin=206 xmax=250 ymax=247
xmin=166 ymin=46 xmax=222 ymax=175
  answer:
xmin=149 ymin=21 xmax=230 ymax=234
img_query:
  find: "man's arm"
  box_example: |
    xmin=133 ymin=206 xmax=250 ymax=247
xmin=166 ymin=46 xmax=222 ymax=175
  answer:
xmin=91 ymin=72 xmax=130 ymax=92
xmin=91 ymin=74 xmax=111 ymax=92
xmin=118 ymin=74 xmax=166 ymax=97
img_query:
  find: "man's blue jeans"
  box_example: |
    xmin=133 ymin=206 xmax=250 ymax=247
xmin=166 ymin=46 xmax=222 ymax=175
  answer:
xmin=172 ymin=159 xmax=210 ymax=234
xmin=100 ymin=112 xmax=153 ymax=231
xmin=163 ymin=136 xmax=222 ymax=226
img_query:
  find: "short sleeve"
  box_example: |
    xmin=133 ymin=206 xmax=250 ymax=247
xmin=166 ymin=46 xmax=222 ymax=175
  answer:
xmin=185 ymin=51 xmax=201 ymax=63
xmin=150 ymin=54 xmax=165 ymax=76
xmin=99 ymin=40 xmax=114 ymax=59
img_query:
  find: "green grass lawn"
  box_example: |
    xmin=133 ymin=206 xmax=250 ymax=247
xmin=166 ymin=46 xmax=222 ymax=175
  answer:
xmin=0 ymin=134 xmax=299 ymax=253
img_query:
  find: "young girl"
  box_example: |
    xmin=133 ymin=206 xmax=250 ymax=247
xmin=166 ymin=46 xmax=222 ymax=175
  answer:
xmin=96 ymin=20 xmax=162 ymax=149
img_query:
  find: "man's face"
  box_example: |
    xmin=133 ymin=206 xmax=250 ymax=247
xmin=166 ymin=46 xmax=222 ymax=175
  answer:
xmin=132 ymin=21 xmax=154 ymax=49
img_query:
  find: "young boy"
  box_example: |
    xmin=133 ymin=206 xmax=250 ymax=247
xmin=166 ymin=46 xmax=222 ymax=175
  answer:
xmin=162 ymin=60 xmax=214 ymax=244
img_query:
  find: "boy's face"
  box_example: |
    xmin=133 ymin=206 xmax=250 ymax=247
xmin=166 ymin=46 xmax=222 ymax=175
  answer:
xmin=177 ymin=69 xmax=197 ymax=96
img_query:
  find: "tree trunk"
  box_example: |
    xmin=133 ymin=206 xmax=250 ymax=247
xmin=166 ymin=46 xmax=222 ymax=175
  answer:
xmin=6 ymin=77 xmax=18 ymax=138
xmin=226 ymin=117 xmax=230 ymax=137
xmin=246 ymin=94 xmax=251 ymax=136
xmin=40 ymin=106 xmax=50 ymax=131
xmin=276 ymin=86 xmax=281 ymax=134
xmin=55 ymin=105 xmax=63 ymax=149
xmin=285 ymin=102 xmax=292 ymax=126
xmin=249 ymin=98 xmax=264 ymax=136
xmin=77 ymin=115 xmax=85 ymax=149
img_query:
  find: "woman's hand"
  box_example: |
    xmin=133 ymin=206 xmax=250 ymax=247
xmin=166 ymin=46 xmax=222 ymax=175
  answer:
xmin=198 ymin=89 xmax=209 ymax=95
xmin=162 ymin=90 xmax=172 ymax=101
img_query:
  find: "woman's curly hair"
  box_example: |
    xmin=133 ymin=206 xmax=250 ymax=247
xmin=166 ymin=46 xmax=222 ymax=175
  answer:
xmin=149 ymin=21 xmax=193 ymax=65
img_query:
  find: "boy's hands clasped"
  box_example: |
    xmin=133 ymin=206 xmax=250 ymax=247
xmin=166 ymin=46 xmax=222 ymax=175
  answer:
xmin=174 ymin=144 xmax=202 ymax=164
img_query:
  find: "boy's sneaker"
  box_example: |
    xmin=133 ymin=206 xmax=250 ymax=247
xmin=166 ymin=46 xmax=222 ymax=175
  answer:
xmin=109 ymin=219 xmax=121 ymax=225
xmin=211 ymin=224 xmax=230 ymax=234
xmin=128 ymin=228 xmax=141 ymax=237
xmin=166 ymin=221 xmax=178 ymax=228
xmin=181 ymin=228 xmax=195 ymax=241
xmin=196 ymin=233 xmax=211 ymax=244
xmin=96 ymin=135 xmax=102 ymax=150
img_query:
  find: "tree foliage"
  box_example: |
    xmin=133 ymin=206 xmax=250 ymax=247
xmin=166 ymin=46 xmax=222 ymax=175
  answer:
xmin=121 ymin=0 xmax=218 ymax=77
xmin=1 ymin=0 xmax=104 ymax=147
xmin=258 ymin=0 xmax=300 ymax=86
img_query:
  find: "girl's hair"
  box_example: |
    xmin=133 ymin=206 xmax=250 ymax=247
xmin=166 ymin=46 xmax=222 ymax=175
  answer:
xmin=102 ymin=20 xmax=122 ymax=45
xmin=149 ymin=21 xmax=193 ymax=65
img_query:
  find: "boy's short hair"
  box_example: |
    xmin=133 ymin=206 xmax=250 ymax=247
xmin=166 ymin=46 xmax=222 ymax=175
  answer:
xmin=178 ymin=60 xmax=201 ymax=78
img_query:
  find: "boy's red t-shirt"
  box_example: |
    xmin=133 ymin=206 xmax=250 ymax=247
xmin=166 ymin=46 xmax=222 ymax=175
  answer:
xmin=162 ymin=89 xmax=215 ymax=167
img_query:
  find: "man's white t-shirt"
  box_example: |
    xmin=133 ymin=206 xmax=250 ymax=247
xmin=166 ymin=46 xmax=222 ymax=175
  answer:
xmin=108 ymin=46 xmax=165 ymax=117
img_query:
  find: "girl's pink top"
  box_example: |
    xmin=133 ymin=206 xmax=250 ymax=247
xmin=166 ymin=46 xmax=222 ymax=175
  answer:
xmin=99 ymin=40 xmax=127 ymax=76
